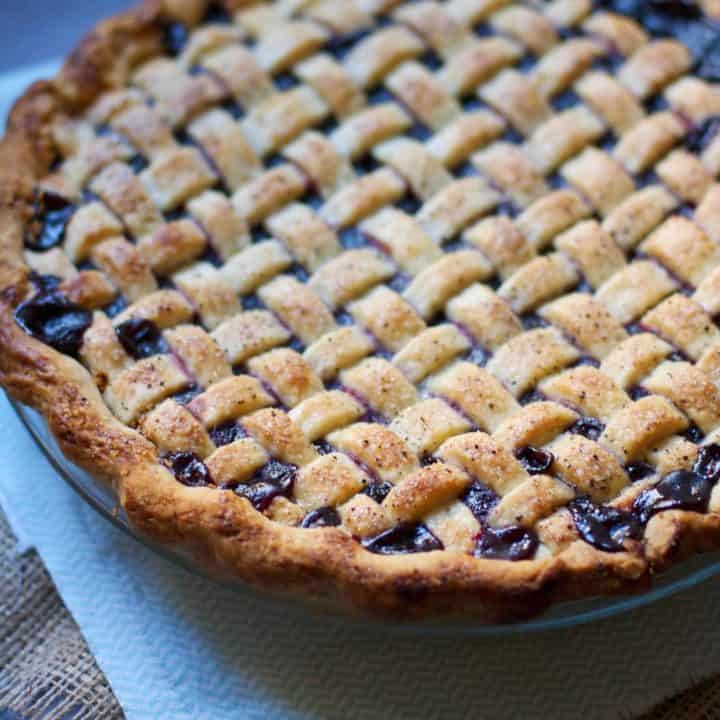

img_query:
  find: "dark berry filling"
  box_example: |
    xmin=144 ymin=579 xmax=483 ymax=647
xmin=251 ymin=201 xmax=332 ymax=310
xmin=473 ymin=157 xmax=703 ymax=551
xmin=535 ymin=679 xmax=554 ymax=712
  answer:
xmin=103 ymin=295 xmax=127 ymax=319
xmin=625 ymin=461 xmax=656 ymax=482
xmin=209 ymin=422 xmax=246 ymax=447
xmin=364 ymin=523 xmax=443 ymax=555
xmin=568 ymin=496 xmax=643 ymax=553
xmin=569 ymin=416 xmax=605 ymax=441
xmin=29 ymin=272 xmax=61 ymax=293
xmin=685 ymin=116 xmax=720 ymax=154
xmin=301 ymin=506 xmax=342 ymax=528
xmin=25 ymin=190 xmax=76 ymax=251
xmin=172 ymin=384 xmax=201 ymax=405
xmin=163 ymin=22 xmax=188 ymax=55
xmin=633 ymin=469 xmax=713 ymax=523
xmin=115 ymin=318 xmax=169 ymax=359
xmin=166 ymin=451 xmax=213 ymax=487
xmin=520 ymin=313 xmax=549 ymax=331
xmin=202 ymin=2 xmax=232 ymax=23
xmin=515 ymin=446 xmax=554 ymax=474
xmin=475 ymin=525 xmax=538 ymax=561
xmin=234 ymin=460 xmax=296 ymax=512
xmin=519 ymin=389 xmax=546 ymax=406
xmin=313 ymin=439 xmax=335 ymax=455
xmin=683 ymin=423 xmax=705 ymax=444
xmin=461 ymin=480 xmax=500 ymax=522
xmin=15 ymin=290 xmax=91 ymax=356
xmin=362 ymin=481 xmax=393 ymax=503
xmin=694 ymin=443 xmax=720 ymax=481
xmin=698 ymin=38 xmax=720 ymax=82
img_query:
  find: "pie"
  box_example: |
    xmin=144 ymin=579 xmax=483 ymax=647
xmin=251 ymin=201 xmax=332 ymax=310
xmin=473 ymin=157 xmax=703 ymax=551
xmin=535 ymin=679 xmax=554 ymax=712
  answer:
xmin=2 ymin=0 xmax=720 ymax=622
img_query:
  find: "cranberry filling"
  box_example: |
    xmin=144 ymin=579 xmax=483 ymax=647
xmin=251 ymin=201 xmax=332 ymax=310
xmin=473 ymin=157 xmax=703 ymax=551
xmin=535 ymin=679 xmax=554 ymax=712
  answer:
xmin=462 ymin=480 xmax=500 ymax=522
xmin=569 ymin=416 xmax=605 ymax=441
xmin=301 ymin=507 xmax=341 ymax=528
xmin=685 ymin=116 xmax=720 ymax=154
xmin=475 ymin=525 xmax=538 ymax=561
xmin=364 ymin=523 xmax=443 ymax=555
xmin=362 ymin=481 xmax=393 ymax=503
xmin=209 ymin=422 xmax=246 ymax=447
xmin=515 ymin=446 xmax=554 ymax=474
xmin=568 ymin=496 xmax=642 ymax=553
xmin=234 ymin=460 xmax=296 ymax=512
xmin=633 ymin=469 xmax=712 ymax=523
xmin=166 ymin=451 xmax=213 ymax=487
xmin=15 ymin=290 xmax=91 ymax=356
xmin=25 ymin=190 xmax=75 ymax=251
xmin=115 ymin=318 xmax=169 ymax=359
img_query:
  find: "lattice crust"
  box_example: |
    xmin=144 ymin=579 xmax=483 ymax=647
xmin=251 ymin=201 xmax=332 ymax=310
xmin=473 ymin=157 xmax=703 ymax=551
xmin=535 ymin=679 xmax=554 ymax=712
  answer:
xmin=6 ymin=0 xmax=720 ymax=588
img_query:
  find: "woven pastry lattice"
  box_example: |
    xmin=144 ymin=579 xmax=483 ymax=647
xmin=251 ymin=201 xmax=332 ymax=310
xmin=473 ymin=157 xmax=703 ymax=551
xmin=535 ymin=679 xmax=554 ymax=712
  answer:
xmin=16 ymin=0 xmax=720 ymax=560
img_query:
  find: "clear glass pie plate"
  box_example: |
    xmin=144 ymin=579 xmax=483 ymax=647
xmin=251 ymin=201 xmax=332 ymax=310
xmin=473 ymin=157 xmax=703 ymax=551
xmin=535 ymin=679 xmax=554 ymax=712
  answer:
xmin=13 ymin=398 xmax=720 ymax=635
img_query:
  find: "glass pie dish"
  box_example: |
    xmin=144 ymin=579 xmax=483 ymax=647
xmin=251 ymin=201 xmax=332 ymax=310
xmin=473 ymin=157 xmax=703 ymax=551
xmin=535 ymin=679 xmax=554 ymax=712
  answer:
xmin=13 ymin=398 xmax=720 ymax=635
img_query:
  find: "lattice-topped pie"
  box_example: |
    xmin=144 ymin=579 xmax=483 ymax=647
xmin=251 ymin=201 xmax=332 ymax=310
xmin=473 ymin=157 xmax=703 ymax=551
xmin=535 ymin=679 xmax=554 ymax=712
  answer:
xmin=2 ymin=0 xmax=720 ymax=620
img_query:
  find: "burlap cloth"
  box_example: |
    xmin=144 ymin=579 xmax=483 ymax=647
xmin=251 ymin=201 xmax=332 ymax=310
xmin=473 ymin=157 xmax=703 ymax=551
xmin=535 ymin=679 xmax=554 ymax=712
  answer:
xmin=0 ymin=502 xmax=718 ymax=720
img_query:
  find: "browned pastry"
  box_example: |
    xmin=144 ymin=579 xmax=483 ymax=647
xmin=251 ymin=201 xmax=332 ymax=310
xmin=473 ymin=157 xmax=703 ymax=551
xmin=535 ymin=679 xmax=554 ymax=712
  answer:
xmin=2 ymin=0 xmax=720 ymax=621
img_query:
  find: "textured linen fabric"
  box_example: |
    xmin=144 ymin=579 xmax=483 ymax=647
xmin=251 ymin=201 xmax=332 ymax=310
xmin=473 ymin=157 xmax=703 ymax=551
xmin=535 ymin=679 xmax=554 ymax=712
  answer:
xmin=0 ymin=510 xmax=125 ymax=720
xmin=2 ymin=63 xmax=720 ymax=720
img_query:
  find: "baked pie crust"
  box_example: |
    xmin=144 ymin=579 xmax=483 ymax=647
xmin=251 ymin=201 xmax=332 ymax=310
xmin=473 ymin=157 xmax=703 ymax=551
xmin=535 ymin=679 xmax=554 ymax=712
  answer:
xmin=2 ymin=0 xmax=720 ymax=621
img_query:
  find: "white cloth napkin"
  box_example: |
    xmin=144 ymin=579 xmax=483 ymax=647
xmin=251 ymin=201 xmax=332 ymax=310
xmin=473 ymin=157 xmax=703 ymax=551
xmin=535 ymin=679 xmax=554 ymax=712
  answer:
xmin=2 ymin=63 xmax=720 ymax=720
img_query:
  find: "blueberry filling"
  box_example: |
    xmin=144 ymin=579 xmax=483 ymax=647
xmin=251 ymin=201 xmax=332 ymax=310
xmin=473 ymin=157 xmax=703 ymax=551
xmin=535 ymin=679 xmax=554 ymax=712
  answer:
xmin=162 ymin=21 xmax=188 ymax=55
xmin=364 ymin=523 xmax=443 ymax=555
xmin=694 ymin=443 xmax=720 ymax=481
xmin=628 ymin=385 xmax=651 ymax=401
xmin=518 ymin=389 xmax=546 ymax=406
xmin=683 ymin=423 xmax=705 ymax=444
xmin=15 ymin=290 xmax=91 ymax=356
xmin=462 ymin=480 xmax=500 ymax=522
xmin=128 ymin=154 xmax=148 ymax=174
xmin=633 ymin=469 xmax=713 ymax=523
xmin=569 ymin=416 xmax=605 ymax=441
xmin=234 ymin=460 xmax=297 ymax=512
xmin=698 ymin=37 xmax=720 ymax=82
xmin=209 ymin=422 xmax=246 ymax=447
xmin=115 ymin=317 xmax=169 ymax=359
xmin=684 ymin=116 xmax=720 ymax=154
xmin=362 ymin=481 xmax=393 ymax=503
xmin=172 ymin=384 xmax=201 ymax=405
xmin=568 ymin=496 xmax=642 ymax=552
xmin=103 ymin=295 xmax=127 ymax=319
xmin=466 ymin=345 xmax=490 ymax=367
xmin=25 ymin=190 xmax=75 ymax=251
xmin=166 ymin=451 xmax=213 ymax=487
xmin=29 ymin=272 xmax=61 ymax=293
xmin=202 ymin=2 xmax=232 ymax=23
xmin=625 ymin=461 xmax=656 ymax=482
xmin=520 ymin=313 xmax=549 ymax=331
xmin=515 ymin=446 xmax=554 ymax=474
xmin=475 ymin=525 xmax=538 ymax=561
xmin=301 ymin=506 xmax=342 ymax=528
xmin=313 ymin=439 xmax=335 ymax=455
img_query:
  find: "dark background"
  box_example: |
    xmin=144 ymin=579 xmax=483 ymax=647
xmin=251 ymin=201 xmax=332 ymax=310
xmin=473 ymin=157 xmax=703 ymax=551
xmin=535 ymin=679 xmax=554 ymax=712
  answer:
xmin=0 ymin=1 xmax=130 ymax=71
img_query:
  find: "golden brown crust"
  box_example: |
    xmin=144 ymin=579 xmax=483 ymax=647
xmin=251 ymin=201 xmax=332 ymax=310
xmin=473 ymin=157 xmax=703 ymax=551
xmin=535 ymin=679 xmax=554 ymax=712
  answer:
xmin=0 ymin=0 xmax=718 ymax=622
